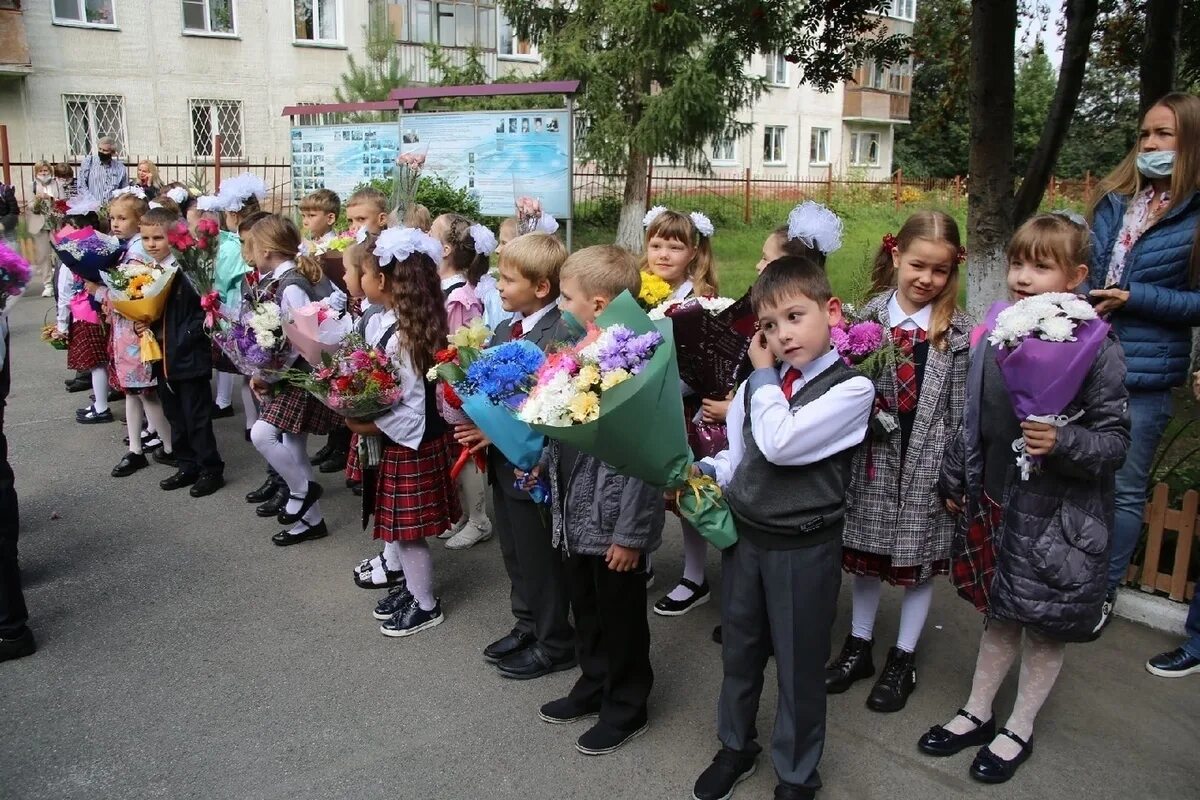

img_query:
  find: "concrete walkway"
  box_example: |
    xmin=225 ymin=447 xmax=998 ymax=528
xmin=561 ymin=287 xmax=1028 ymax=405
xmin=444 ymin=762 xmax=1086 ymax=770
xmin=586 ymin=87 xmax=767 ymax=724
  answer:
xmin=1 ymin=298 xmax=1196 ymax=800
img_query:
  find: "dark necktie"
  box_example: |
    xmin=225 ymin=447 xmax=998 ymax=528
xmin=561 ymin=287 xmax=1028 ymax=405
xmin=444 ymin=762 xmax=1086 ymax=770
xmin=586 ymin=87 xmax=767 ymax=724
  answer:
xmin=510 ymin=319 xmax=524 ymax=341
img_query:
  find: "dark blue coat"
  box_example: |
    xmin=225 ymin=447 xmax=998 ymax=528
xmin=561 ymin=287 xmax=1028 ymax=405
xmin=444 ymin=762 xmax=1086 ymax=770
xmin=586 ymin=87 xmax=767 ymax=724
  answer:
xmin=1089 ymin=190 xmax=1200 ymax=391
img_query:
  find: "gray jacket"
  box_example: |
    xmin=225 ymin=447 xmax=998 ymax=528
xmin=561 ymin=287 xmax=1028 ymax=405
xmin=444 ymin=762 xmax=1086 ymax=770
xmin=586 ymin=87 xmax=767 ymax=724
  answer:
xmin=940 ymin=335 xmax=1130 ymax=642
xmin=546 ymin=441 xmax=664 ymax=558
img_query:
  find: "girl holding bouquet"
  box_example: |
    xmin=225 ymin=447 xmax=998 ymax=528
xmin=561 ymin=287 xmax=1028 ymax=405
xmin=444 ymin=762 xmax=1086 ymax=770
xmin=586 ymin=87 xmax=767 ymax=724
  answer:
xmin=919 ymin=214 xmax=1130 ymax=783
xmin=640 ymin=207 xmax=719 ymax=616
xmin=57 ymin=197 xmax=115 ymax=425
xmin=347 ymin=227 xmax=461 ymax=637
xmin=247 ymin=216 xmax=339 ymax=546
xmin=827 ymin=211 xmax=970 ymax=712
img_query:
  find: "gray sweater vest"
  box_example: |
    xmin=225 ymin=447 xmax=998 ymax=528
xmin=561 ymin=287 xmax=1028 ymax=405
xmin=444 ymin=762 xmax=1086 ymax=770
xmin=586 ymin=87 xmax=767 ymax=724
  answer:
xmin=725 ymin=360 xmax=861 ymax=550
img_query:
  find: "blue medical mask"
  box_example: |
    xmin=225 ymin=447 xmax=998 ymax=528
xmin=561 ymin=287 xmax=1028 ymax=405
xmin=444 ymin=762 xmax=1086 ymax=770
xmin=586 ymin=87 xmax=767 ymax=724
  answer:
xmin=1136 ymin=150 xmax=1175 ymax=179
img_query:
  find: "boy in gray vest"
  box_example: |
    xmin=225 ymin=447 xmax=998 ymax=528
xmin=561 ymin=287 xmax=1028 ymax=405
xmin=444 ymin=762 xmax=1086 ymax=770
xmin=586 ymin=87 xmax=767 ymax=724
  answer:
xmin=692 ymin=257 xmax=875 ymax=800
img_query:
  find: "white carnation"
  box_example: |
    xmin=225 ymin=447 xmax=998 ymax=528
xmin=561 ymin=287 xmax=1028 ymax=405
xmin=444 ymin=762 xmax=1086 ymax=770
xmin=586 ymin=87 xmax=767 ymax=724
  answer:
xmin=1037 ymin=314 xmax=1077 ymax=342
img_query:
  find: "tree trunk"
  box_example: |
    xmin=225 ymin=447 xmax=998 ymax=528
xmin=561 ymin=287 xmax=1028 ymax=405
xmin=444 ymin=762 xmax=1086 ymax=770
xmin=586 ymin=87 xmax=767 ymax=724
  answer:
xmin=1012 ymin=0 xmax=1098 ymax=222
xmin=966 ymin=0 xmax=1018 ymax=320
xmin=616 ymin=147 xmax=650 ymax=253
xmin=1139 ymin=0 xmax=1182 ymax=114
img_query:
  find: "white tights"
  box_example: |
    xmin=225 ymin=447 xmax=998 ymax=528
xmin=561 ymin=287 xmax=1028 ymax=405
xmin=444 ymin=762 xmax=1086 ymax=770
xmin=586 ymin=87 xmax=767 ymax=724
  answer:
xmin=395 ymin=539 xmax=436 ymax=611
xmin=125 ymin=393 xmax=172 ymax=455
xmin=250 ymin=421 xmax=322 ymax=530
xmin=90 ymin=367 xmax=110 ymax=413
xmin=215 ymin=371 xmax=235 ymax=408
xmin=241 ymin=379 xmax=259 ymax=431
xmin=666 ymin=521 xmax=709 ymax=601
xmin=850 ymin=575 xmax=936 ymax=653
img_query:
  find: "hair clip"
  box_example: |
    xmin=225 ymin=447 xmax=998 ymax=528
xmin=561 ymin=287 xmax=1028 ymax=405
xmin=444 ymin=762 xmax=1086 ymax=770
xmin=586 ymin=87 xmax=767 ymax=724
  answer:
xmin=882 ymin=232 xmax=899 ymax=251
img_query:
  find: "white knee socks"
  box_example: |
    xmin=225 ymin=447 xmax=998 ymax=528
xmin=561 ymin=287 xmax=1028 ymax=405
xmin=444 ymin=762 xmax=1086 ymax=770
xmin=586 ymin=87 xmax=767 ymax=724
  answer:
xmin=91 ymin=367 xmax=109 ymax=413
xmin=215 ymin=371 xmax=234 ymax=408
xmin=397 ymin=540 xmax=435 ymax=610
xmin=125 ymin=396 xmax=145 ymax=454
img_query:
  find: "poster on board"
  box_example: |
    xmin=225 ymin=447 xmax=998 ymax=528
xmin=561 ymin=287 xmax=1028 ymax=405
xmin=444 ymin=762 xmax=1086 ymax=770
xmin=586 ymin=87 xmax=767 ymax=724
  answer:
xmin=289 ymin=109 xmax=570 ymax=218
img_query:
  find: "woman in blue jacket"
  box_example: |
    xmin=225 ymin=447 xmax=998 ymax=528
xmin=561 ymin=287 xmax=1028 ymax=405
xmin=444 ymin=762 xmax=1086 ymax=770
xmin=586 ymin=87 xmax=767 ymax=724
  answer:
xmin=1089 ymin=92 xmax=1200 ymax=629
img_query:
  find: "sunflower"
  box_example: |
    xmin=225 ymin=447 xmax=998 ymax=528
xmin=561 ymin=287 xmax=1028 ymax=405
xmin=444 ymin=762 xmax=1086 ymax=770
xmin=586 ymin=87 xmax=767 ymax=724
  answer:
xmin=127 ymin=273 xmax=154 ymax=299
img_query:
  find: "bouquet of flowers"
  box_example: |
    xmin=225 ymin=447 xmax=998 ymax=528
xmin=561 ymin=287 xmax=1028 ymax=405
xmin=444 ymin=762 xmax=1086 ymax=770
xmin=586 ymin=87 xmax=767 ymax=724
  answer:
xmin=637 ymin=270 xmax=673 ymax=311
xmin=425 ymin=321 xmax=500 ymax=480
xmin=99 ymin=260 xmax=178 ymax=362
xmin=31 ymin=196 xmax=68 ymax=231
xmin=42 ymin=323 xmax=68 ymax=350
xmin=0 ymin=242 xmax=32 ymax=313
xmin=280 ymin=333 xmax=403 ymax=419
xmin=168 ymin=218 xmax=221 ymax=299
xmin=830 ymin=308 xmax=911 ymax=437
xmin=986 ymin=293 xmax=1110 ymax=480
xmin=514 ymin=195 xmax=559 ymax=235
xmin=50 ymin=226 xmax=123 ymax=284
xmin=393 ymin=147 xmax=427 ymax=222
xmin=281 ymin=299 xmax=353 ymax=365
xmin=309 ymin=232 xmax=355 ymax=257
xmin=210 ymin=299 xmax=290 ymax=377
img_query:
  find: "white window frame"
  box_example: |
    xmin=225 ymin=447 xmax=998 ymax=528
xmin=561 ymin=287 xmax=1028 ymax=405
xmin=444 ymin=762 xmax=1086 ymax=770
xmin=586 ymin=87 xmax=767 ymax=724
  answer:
xmin=809 ymin=127 xmax=830 ymax=165
xmin=762 ymin=126 xmax=786 ymax=166
xmin=63 ymin=93 xmax=127 ymax=159
xmin=890 ymin=0 xmax=915 ymax=21
xmin=182 ymin=0 xmax=238 ymax=37
xmin=710 ymin=136 xmax=737 ymax=166
xmin=293 ymin=0 xmax=344 ymax=46
xmin=190 ymin=98 xmax=246 ymax=162
xmin=849 ymin=131 xmax=881 ymax=166
xmin=395 ymin=0 xmax=497 ymax=49
xmin=497 ymin=9 xmax=537 ymax=61
xmin=51 ymin=0 xmax=118 ymax=29
xmin=764 ymin=52 xmax=788 ymax=87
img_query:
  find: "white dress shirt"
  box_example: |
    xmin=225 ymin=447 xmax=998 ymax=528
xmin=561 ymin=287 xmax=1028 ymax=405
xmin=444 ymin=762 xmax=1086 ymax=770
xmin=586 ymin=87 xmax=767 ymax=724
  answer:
xmin=668 ymin=279 xmax=694 ymax=303
xmin=887 ymin=291 xmax=931 ymax=333
xmin=365 ymin=309 xmax=427 ymax=450
xmin=700 ymin=347 xmax=875 ymax=487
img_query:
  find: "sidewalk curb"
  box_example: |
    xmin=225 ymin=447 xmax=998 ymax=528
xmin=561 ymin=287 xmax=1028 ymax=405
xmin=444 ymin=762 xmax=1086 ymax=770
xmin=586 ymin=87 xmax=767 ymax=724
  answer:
xmin=1114 ymin=587 xmax=1188 ymax=636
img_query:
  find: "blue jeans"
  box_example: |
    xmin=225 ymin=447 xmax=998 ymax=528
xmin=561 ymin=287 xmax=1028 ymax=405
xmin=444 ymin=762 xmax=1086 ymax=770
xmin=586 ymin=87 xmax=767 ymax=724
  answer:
xmin=1107 ymin=389 xmax=1173 ymax=590
xmin=1184 ymin=592 xmax=1200 ymax=659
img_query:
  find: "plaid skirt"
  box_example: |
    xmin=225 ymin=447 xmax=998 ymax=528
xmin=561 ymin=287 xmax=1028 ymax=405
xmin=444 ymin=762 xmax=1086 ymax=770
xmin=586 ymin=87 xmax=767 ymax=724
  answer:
xmin=951 ymin=494 xmax=1003 ymax=613
xmin=371 ymin=434 xmax=461 ymax=542
xmin=67 ymin=319 xmax=108 ymax=371
xmin=345 ymin=433 xmax=362 ymax=482
xmin=843 ymin=547 xmax=949 ymax=587
xmin=259 ymin=384 xmax=340 ymax=435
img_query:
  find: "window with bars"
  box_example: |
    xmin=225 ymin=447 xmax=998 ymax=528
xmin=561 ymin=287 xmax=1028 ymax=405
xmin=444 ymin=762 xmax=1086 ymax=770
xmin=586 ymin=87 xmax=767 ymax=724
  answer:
xmin=294 ymin=0 xmax=341 ymax=43
xmin=809 ymin=127 xmax=830 ymax=164
xmin=849 ymin=131 xmax=881 ymax=166
xmin=64 ymin=94 xmax=126 ymax=158
xmin=763 ymin=126 xmax=786 ymax=165
xmin=392 ymin=0 xmax=496 ymax=48
xmin=191 ymin=99 xmax=245 ymax=160
xmin=53 ymin=0 xmax=116 ymax=26
xmin=183 ymin=0 xmax=235 ymax=34
xmin=764 ymin=52 xmax=787 ymax=86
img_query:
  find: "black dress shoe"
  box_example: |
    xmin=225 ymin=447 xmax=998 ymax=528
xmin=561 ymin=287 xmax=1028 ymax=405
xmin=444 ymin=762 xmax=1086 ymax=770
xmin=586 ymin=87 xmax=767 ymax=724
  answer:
xmin=693 ymin=748 xmax=758 ymax=800
xmin=867 ymin=646 xmax=917 ymax=712
xmin=271 ymin=519 xmax=329 ymax=546
xmin=483 ymin=630 xmax=535 ymax=663
xmin=575 ymin=720 xmax=648 ymax=755
xmin=310 ymin=441 xmax=334 ymax=465
xmin=496 ymin=645 xmax=577 ymax=680
xmin=318 ymin=450 xmax=349 ymax=473
xmin=111 ymin=452 xmax=149 ymax=477
xmin=277 ymin=481 xmax=324 ymax=525
xmin=0 ymin=627 xmax=36 ymax=663
xmin=256 ymin=486 xmax=289 ymax=517
xmin=210 ymin=403 xmax=234 ymax=419
xmin=774 ymin=782 xmax=815 ymax=800
xmin=189 ymin=472 xmax=225 ymax=498
xmin=539 ymin=695 xmax=601 ymax=724
xmin=160 ymin=470 xmax=199 ymax=491
xmin=825 ymin=634 xmax=875 ymax=693
xmin=652 ymin=578 xmax=710 ymax=617
xmin=969 ymin=729 xmax=1033 ymax=784
xmin=65 ymin=377 xmax=90 ymax=393
xmin=350 ymin=482 xmax=363 ymax=497
xmin=917 ymin=709 xmax=996 ymax=756
xmin=246 ymin=477 xmax=280 ymax=503
xmin=152 ymin=450 xmax=178 ymax=468
xmin=712 ymin=625 xmax=722 ymax=644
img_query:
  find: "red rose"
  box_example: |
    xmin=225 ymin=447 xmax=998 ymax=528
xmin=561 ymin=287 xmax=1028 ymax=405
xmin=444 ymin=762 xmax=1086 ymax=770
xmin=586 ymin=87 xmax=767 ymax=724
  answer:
xmin=435 ymin=347 xmax=458 ymax=364
xmin=441 ymin=381 xmax=463 ymax=409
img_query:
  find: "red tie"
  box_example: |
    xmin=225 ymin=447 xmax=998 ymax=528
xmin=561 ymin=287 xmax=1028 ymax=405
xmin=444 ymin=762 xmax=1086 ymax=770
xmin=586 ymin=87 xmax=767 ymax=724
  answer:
xmin=782 ymin=367 xmax=803 ymax=400
xmin=510 ymin=319 xmax=524 ymax=340
xmin=892 ymin=326 xmax=927 ymax=413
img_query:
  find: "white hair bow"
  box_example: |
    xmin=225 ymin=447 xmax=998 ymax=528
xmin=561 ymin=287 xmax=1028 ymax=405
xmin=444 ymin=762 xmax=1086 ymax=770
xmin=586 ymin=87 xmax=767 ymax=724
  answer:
xmin=689 ymin=211 xmax=714 ymax=239
xmin=468 ymin=223 xmax=498 ymax=256
xmin=373 ymin=227 xmax=443 ymax=267
xmin=196 ymin=195 xmax=223 ymax=212
xmin=166 ymin=186 xmax=190 ymax=205
xmin=786 ymin=202 xmax=843 ymax=254
xmin=642 ymin=205 xmax=667 ymax=229
xmin=111 ymin=186 xmax=146 ymax=200
xmin=66 ymin=195 xmax=102 ymax=216
xmin=216 ymin=172 xmax=268 ymax=211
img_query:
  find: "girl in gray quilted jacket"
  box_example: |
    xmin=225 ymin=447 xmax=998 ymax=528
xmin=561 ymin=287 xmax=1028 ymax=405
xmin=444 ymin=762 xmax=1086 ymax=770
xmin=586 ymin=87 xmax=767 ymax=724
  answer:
xmin=918 ymin=214 xmax=1131 ymax=784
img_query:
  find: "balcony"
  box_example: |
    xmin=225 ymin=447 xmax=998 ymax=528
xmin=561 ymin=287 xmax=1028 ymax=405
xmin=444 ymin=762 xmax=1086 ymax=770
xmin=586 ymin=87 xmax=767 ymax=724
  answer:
xmin=0 ymin=4 xmax=32 ymax=77
xmin=843 ymin=88 xmax=910 ymax=123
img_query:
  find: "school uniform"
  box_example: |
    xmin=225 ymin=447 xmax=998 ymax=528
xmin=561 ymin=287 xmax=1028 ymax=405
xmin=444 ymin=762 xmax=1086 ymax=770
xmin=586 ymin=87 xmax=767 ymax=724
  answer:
xmin=699 ymin=349 xmax=874 ymax=792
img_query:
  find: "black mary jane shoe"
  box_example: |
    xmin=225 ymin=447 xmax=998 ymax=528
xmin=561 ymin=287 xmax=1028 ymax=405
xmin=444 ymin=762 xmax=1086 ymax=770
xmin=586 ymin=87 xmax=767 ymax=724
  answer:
xmin=354 ymin=559 xmax=406 ymax=590
xmin=969 ymin=729 xmax=1033 ymax=784
xmin=111 ymin=452 xmax=149 ymax=478
xmin=917 ymin=709 xmax=996 ymax=757
xmin=271 ymin=519 xmax=329 ymax=547
xmin=246 ymin=477 xmax=280 ymax=504
xmin=652 ymin=577 xmax=710 ymax=617
xmin=277 ymin=481 xmax=324 ymax=526
xmin=257 ymin=486 xmax=289 ymax=518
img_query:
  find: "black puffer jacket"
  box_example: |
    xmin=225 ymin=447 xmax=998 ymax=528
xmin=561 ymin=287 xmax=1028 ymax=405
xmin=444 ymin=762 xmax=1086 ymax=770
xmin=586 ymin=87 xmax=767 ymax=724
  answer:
xmin=940 ymin=335 xmax=1131 ymax=642
xmin=156 ymin=274 xmax=212 ymax=381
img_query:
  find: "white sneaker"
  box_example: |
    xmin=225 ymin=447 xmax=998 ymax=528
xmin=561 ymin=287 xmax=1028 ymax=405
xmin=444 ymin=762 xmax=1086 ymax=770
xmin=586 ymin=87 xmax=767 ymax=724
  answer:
xmin=444 ymin=523 xmax=493 ymax=550
xmin=41 ymin=284 xmax=53 ymax=298
xmin=437 ymin=518 xmax=466 ymax=540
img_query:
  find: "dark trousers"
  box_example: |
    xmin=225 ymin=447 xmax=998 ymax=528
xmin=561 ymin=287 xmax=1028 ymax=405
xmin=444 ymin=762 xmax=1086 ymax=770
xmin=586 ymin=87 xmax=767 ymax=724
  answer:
xmin=328 ymin=425 xmax=351 ymax=452
xmin=567 ymin=552 xmax=653 ymax=731
xmin=157 ymin=374 xmax=223 ymax=475
xmin=491 ymin=480 xmax=573 ymax=660
xmin=717 ymin=536 xmax=841 ymax=791
xmin=0 ymin=479 xmax=25 ymax=639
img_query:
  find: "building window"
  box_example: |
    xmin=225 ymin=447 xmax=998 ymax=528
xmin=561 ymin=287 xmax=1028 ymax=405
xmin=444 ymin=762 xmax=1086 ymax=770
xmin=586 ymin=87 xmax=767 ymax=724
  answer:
xmin=394 ymin=0 xmax=495 ymax=48
xmin=53 ymin=0 xmax=116 ymax=27
xmin=294 ymin=0 xmax=341 ymax=44
xmin=764 ymin=52 xmax=787 ymax=86
xmin=887 ymin=58 xmax=911 ymax=92
xmin=64 ymin=94 xmax=125 ymax=158
xmin=849 ymin=131 xmax=881 ymax=166
xmin=497 ymin=10 xmax=536 ymax=59
xmin=191 ymin=99 xmax=245 ymax=160
xmin=762 ymin=126 xmax=786 ymax=165
xmin=863 ymin=60 xmax=887 ymax=90
xmin=183 ymin=0 xmax=235 ymax=35
xmin=809 ymin=128 xmax=830 ymax=164
xmin=890 ymin=0 xmax=915 ymax=21
xmin=710 ymin=136 xmax=736 ymax=165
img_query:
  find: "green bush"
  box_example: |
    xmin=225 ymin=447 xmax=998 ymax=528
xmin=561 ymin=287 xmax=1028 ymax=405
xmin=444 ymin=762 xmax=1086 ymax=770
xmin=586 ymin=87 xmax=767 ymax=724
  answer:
xmin=352 ymin=174 xmax=484 ymax=220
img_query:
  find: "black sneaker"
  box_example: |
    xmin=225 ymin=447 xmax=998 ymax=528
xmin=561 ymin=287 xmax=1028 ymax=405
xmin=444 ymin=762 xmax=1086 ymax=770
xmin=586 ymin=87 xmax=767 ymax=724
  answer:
xmin=825 ymin=634 xmax=875 ymax=693
xmin=372 ymin=585 xmax=414 ymax=620
xmin=0 ymin=627 xmax=36 ymax=663
xmin=539 ymin=696 xmax=601 ymax=725
xmin=211 ymin=403 xmax=235 ymax=419
xmin=1146 ymin=646 xmax=1200 ymax=678
xmin=866 ymin=647 xmax=916 ymax=712
xmin=575 ymin=720 xmax=648 ymax=755
xmin=693 ymin=748 xmax=758 ymax=800
xmin=380 ymin=597 xmax=444 ymax=637
xmin=111 ymin=451 xmax=149 ymax=478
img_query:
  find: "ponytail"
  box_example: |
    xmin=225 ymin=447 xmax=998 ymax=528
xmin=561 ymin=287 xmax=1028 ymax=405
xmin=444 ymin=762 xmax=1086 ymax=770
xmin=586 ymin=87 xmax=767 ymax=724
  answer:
xmin=869 ymin=234 xmax=898 ymax=296
xmin=296 ymin=253 xmax=324 ymax=284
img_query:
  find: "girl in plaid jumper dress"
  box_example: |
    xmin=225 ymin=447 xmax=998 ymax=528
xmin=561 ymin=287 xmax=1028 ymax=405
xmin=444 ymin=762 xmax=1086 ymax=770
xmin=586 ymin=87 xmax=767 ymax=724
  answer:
xmin=345 ymin=228 xmax=460 ymax=638
xmin=828 ymin=212 xmax=971 ymax=713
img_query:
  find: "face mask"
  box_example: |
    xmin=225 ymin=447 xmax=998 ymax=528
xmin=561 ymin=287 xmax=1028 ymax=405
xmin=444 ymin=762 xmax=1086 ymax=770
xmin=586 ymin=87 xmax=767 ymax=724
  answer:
xmin=36 ymin=174 xmax=52 ymax=184
xmin=1137 ymin=150 xmax=1175 ymax=179
xmin=98 ymin=152 xmax=113 ymax=164
xmin=558 ymin=309 xmax=588 ymax=344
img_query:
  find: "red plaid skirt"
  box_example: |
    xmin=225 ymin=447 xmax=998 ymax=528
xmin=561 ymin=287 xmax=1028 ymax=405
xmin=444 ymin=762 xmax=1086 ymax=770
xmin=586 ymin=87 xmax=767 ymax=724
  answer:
xmin=259 ymin=384 xmax=340 ymax=435
xmin=842 ymin=548 xmax=949 ymax=587
xmin=67 ymin=319 xmax=108 ymax=371
xmin=951 ymin=495 xmax=1003 ymax=613
xmin=345 ymin=433 xmax=362 ymax=482
xmin=371 ymin=434 xmax=461 ymax=542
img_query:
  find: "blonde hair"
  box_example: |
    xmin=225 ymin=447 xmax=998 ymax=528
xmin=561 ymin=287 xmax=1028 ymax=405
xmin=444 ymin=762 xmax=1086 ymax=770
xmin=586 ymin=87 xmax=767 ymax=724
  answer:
xmin=640 ymin=210 xmax=718 ymax=297
xmin=498 ymin=217 xmax=519 ymax=241
xmin=137 ymin=159 xmax=162 ymax=188
xmin=33 ymin=160 xmax=52 ymax=174
xmin=403 ymin=203 xmax=432 ymax=232
xmin=499 ymin=232 xmax=567 ymax=294
xmin=109 ymin=193 xmax=149 ymax=222
xmin=562 ymin=245 xmax=641 ymax=301
xmin=250 ymin=214 xmax=324 ymax=284
xmin=869 ymin=210 xmax=963 ymax=351
xmin=299 ymin=188 xmax=340 ymax=215
xmin=347 ymin=187 xmax=389 ymax=216
xmin=1007 ymin=213 xmax=1091 ymax=275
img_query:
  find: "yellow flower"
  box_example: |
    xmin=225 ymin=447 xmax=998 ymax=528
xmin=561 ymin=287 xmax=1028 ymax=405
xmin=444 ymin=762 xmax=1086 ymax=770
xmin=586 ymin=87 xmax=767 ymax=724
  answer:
xmin=575 ymin=364 xmax=601 ymax=389
xmin=600 ymin=368 xmax=631 ymax=390
xmin=449 ymin=319 xmax=491 ymax=350
xmin=638 ymin=271 xmax=672 ymax=309
xmin=568 ymin=391 xmax=600 ymax=423
xmin=127 ymin=273 xmax=154 ymax=299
